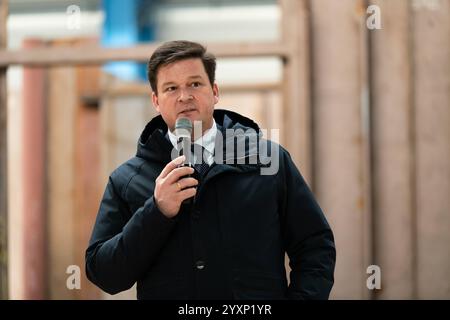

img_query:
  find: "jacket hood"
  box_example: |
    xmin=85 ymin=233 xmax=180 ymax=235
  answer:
xmin=136 ymin=109 xmax=262 ymax=164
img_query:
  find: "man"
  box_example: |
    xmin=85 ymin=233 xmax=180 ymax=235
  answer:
xmin=85 ymin=40 xmax=336 ymax=300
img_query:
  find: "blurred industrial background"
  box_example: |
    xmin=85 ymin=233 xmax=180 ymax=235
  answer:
xmin=0 ymin=0 xmax=449 ymax=299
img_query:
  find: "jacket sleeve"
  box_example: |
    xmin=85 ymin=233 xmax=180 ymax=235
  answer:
xmin=85 ymin=175 xmax=177 ymax=295
xmin=279 ymin=149 xmax=336 ymax=300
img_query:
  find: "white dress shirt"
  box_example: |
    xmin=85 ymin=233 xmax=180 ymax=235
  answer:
xmin=167 ymin=120 xmax=217 ymax=165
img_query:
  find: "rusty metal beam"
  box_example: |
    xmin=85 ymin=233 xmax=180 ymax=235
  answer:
xmin=412 ymin=0 xmax=450 ymax=299
xmin=369 ymin=0 xmax=415 ymax=299
xmin=0 ymin=42 xmax=289 ymax=67
xmin=311 ymin=0 xmax=372 ymax=299
xmin=280 ymin=0 xmax=313 ymax=183
xmin=0 ymin=0 xmax=8 ymax=300
xmin=21 ymin=39 xmax=48 ymax=299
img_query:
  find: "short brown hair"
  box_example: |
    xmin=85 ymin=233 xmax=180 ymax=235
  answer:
xmin=147 ymin=40 xmax=216 ymax=95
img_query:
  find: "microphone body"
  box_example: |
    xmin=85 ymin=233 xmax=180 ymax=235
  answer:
xmin=174 ymin=118 xmax=195 ymax=204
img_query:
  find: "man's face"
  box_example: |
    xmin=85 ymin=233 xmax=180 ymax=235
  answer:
xmin=152 ymin=58 xmax=219 ymax=135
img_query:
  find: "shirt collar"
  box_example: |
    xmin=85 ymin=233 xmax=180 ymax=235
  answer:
xmin=167 ymin=119 xmax=217 ymax=155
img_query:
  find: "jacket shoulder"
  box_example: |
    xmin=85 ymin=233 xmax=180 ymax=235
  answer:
xmin=259 ymin=138 xmax=292 ymax=164
xmin=109 ymin=157 xmax=146 ymax=198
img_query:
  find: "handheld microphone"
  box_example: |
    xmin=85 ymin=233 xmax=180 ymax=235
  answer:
xmin=174 ymin=118 xmax=195 ymax=204
xmin=175 ymin=117 xmax=193 ymax=164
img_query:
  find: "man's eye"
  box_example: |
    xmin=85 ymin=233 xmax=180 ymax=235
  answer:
xmin=191 ymin=82 xmax=201 ymax=88
xmin=165 ymin=86 xmax=176 ymax=92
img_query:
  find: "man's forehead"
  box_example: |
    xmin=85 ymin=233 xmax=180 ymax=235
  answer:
xmin=157 ymin=60 xmax=207 ymax=84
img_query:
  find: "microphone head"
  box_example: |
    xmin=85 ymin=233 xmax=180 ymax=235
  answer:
xmin=175 ymin=117 xmax=192 ymax=138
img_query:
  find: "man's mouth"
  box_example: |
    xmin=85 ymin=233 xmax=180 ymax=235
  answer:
xmin=178 ymin=108 xmax=197 ymax=116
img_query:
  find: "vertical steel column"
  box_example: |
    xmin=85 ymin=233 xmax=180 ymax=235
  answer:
xmin=280 ymin=0 xmax=313 ymax=184
xmin=0 ymin=0 xmax=8 ymax=300
xmin=311 ymin=0 xmax=372 ymax=299
xmin=369 ymin=0 xmax=415 ymax=299
xmin=22 ymin=39 xmax=48 ymax=299
xmin=412 ymin=0 xmax=450 ymax=299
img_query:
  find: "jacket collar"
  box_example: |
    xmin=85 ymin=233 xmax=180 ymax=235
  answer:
xmin=136 ymin=109 xmax=262 ymax=166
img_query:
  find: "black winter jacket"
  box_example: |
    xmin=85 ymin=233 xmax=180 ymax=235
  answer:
xmin=85 ymin=109 xmax=336 ymax=300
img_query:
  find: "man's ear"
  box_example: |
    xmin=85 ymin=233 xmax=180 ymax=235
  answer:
xmin=213 ymin=83 xmax=219 ymax=104
xmin=152 ymin=92 xmax=160 ymax=113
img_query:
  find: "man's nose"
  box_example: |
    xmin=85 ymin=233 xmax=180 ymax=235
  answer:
xmin=177 ymin=88 xmax=193 ymax=102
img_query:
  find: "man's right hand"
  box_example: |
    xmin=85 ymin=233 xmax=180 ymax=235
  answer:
xmin=154 ymin=155 xmax=198 ymax=218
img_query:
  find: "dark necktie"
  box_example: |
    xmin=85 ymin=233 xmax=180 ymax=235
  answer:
xmin=191 ymin=144 xmax=210 ymax=178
